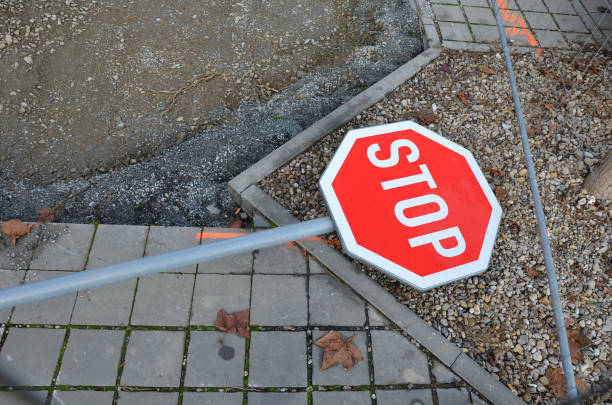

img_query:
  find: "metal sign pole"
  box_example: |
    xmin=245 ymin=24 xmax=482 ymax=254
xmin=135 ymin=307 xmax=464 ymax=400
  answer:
xmin=0 ymin=217 xmax=335 ymax=310
xmin=491 ymin=1 xmax=579 ymax=402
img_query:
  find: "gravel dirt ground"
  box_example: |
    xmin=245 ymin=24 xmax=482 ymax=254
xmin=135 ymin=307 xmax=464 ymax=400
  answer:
xmin=0 ymin=0 xmax=421 ymax=226
xmin=260 ymin=48 xmax=612 ymax=404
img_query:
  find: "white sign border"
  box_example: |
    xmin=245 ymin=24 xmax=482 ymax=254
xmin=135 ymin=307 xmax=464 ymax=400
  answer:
xmin=319 ymin=120 xmax=502 ymax=291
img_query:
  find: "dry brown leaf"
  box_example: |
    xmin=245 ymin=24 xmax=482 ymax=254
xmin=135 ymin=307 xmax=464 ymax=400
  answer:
xmin=525 ymin=266 xmax=539 ymax=278
xmin=314 ymin=330 xmax=363 ymax=370
xmin=495 ymin=186 xmax=508 ymax=200
xmin=417 ymin=112 xmax=436 ymax=126
xmin=566 ymin=326 xmax=590 ymax=363
xmin=489 ymin=168 xmax=506 ymax=178
xmin=37 ymin=207 xmax=55 ymax=223
xmin=544 ymin=103 xmax=554 ymax=110
xmin=457 ymin=90 xmax=468 ymax=105
xmin=1 ymin=219 xmax=34 ymax=246
xmin=527 ymin=127 xmax=535 ymax=136
xmin=214 ymin=308 xmax=250 ymax=338
xmin=478 ymin=65 xmax=496 ymax=75
xmin=227 ymin=219 xmax=242 ymax=229
xmin=546 ymin=367 xmax=590 ymax=399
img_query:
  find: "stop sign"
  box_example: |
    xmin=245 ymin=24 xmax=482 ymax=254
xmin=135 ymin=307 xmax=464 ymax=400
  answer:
xmin=319 ymin=121 xmax=501 ymax=291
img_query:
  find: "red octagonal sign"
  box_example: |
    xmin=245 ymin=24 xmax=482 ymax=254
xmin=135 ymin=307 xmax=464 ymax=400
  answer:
xmin=320 ymin=121 xmax=502 ymax=291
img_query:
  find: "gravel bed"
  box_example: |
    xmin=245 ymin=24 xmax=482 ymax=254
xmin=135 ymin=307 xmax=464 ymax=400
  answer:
xmin=261 ymin=49 xmax=611 ymax=404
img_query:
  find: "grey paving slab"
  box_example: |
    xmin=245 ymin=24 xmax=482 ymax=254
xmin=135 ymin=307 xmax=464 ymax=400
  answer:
xmin=471 ymin=24 xmax=501 ymax=42
xmin=432 ymin=359 xmax=462 ymax=383
xmin=248 ymin=392 xmax=307 ymax=405
xmin=71 ymin=279 xmax=136 ymax=325
xmin=432 ymin=0 xmax=459 ymax=3
xmin=439 ymin=22 xmax=473 ymax=41
xmin=57 ymin=329 xmax=125 ymax=386
xmin=251 ymin=275 xmax=307 ymax=326
xmin=30 ymin=224 xmax=94 ymax=271
xmin=131 ymin=273 xmax=194 ymax=326
xmin=437 ymin=388 xmax=471 ymax=404
xmin=190 ymin=274 xmax=251 ymax=325
xmin=590 ymin=13 xmax=612 ymax=30
xmin=86 ymin=225 xmax=147 ymax=269
xmin=497 ymin=9 xmax=525 ymax=26
xmin=52 ymin=390 xmax=115 ymax=405
xmin=183 ymin=392 xmax=243 ymax=405
xmin=11 ymin=271 xmax=76 ymax=324
xmin=534 ymin=29 xmax=569 ymax=47
xmin=0 ymin=391 xmax=49 ymax=405
xmin=581 ymin=0 xmax=611 ymax=12
xmin=516 ymin=0 xmax=547 ymax=11
xmin=248 ymin=331 xmax=307 ymax=387
xmin=312 ymin=391 xmax=371 ymax=405
xmin=554 ymin=14 xmax=589 ymax=32
xmin=309 ymin=275 xmax=366 ymax=326
xmin=144 ymin=226 xmax=200 ymax=273
xmin=367 ymin=305 xmax=388 ymax=327
xmin=312 ymin=330 xmax=369 ymax=386
xmin=185 ymin=331 xmax=245 ymax=387
xmin=492 ymin=0 xmax=518 ymax=8
xmin=371 ymin=330 xmax=430 ymax=385
xmin=433 ymin=5 xmax=466 ymax=22
xmin=199 ymin=228 xmax=252 ymax=274
xmin=309 ymin=257 xmax=327 ymax=274
xmin=0 ymin=223 xmax=40 ymax=270
xmin=117 ymin=391 xmax=179 ymax=405
xmin=461 ymin=0 xmax=488 ymax=6
xmin=0 ymin=327 xmax=65 ymax=386
xmin=564 ymin=32 xmax=595 ymax=45
xmin=464 ymin=7 xmax=496 ymax=25
xmin=375 ymin=389 xmax=433 ymax=405
xmin=544 ymin=0 xmax=576 ymax=14
xmin=0 ymin=269 xmax=24 ymax=323
xmin=121 ymin=330 xmax=185 ymax=387
xmin=254 ymin=244 xmax=306 ymax=274
xmin=523 ymin=11 xmax=558 ymax=29
xmin=506 ymin=23 xmax=540 ymax=46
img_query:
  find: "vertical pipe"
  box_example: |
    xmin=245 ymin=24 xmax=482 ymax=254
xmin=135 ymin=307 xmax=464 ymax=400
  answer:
xmin=490 ymin=1 xmax=579 ymax=402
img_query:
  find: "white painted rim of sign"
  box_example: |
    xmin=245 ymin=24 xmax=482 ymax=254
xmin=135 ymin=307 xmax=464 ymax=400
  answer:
xmin=319 ymin=120 xmax=502 ymax=291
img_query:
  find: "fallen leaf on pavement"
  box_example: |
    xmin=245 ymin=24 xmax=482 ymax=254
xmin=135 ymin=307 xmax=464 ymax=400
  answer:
xmin=37 ymin=207 xmax=55 ymax=223
xmin=227 ymin=219 xmax=242 ymax=228
xmin=544 ymin=103 xmax=554 ymax=110
xmin=495 ymin=186 xmax=508 ymax=200
xmin=314 ymin=330 xmax=363 ymax=370
xmin=1 ymin=219 xmax=34 ymax=246
xmin=525 ymin=266 xmax=539 ymax=278
xmin=439 ymin=64 xmax=450 ymax=72
xmin=564 ymin=320 xmax=590 ymax=363
xmin=546 ymin=367 xmax=590 ymax=399
xmin=489 ymin=168 xmax=506 ymax=178
xmin=417 ymin=112 xmax=436 ymax=125
xmin=214 ymin=308 xmax=250 ymax=338
xmin=478 ymin=65 xmax=496 ymax=75
xmin=457 ymin=91 xmax=468 ymax=105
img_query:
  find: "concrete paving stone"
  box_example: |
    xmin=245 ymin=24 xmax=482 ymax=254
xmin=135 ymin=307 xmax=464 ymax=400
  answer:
xmin=516 ymin=0 xmax=547 ymax=11
xmin=470 ymin=391 xmax=489 ymax=405
xmin=523 ymin=11 xmax=558 ymax=29
xmin=433 ymin=5 xmax=466 ymax=22
xmin=424 ymin=24 xmax=441 ymax=47
xmin=471 ymin=24 xmax=502 ymax=41
xmin=253 ymin=244 xmax=306 ymax=274
xmin=185 ymin=331 xmax=245 ymax=387
xmin=309 ymin=275 xmax=365 ymax=326
xmin=253 ymin=214 xmax=272 ymax=228
xmin=71 ymin=279 xmax=136 ymax=325
xmin=57 ymin=329 xmax=125 ymax=386
xmin=439 ymin=22 xmax=474 ymax=41
xmin=312 ymin=391 xmax=371 ymax=405
xmin=309 ymin=257 xmax=327 ymax=274
xmin=590 ymin=13 xmax=612 ymax=30
xmin=436 ymin=388 xmax=471 ymax=404
xmin=131 ymin=273 xmax=194 ymax=326
xmin=248 ymin=392 xmax=307 ymax=405
xmin=121 ymin=330 xmax=185 ymax=387
xmin=464 ymin=7 xmax=496 ymax=24
xmin=460 ymin=0 xmax=489 ymax=7
xmin=564 ymin=32 xmax=595 ymax=45
xmin=581 ymin=0 xmax=611 ymax=12
xmin=30 ymin=224 xmax=94 ymax=271
xmin=543 ymin=0 xmax=576 ymax=14
xmin=52 ymin=390 xmax=115 ymax=405
xmin=375 ymin=389 xmax=433 ymax=405
xmin=248 ymin=331 xmax=307 ymax=387
xmin=86 ymin=225 xmax=147 ymax=269
xmin=182 ymin=392 xmax=243 ymax=405
xmin=433 ymin=0 xmax=459 ymax=3
xmin=554 ymin=13 xmax=589 ymax=32
xmin=117 ymin=391 xmax=179 ymax=405
xmin=506 ymin=23 xmax=540 ymax=46
xmin=312 ymin=330 xmax=369 ymax=386
xmin=500 ymin=9 xmax=526 ymax=26
xmin=371 ymin=330 xmax=430 ymax=385
xmin=535 ymin=29 xmax=570 ymax=47
xmin=11 ymin=271 xmax=76 ymax=325
xmin=0 ymin=270 xmax=24 ymax=323
xmin=0 ymin=391 xmax=49 ymax=405
xmin=190 ymin=274 xmax=251 ymax=325
xmin=251 ymin=274 xmax=307 ymax=326
xmin=198 ymin=229 xmax=252 ymax=274
xmin=431 ymin=359 xmax=462 ymax=383
xmin=0 ymin=327 xmax=65 ymax=386
xmin=367 ymin=305 xmax=388 ymax=326
xmin=144 ymin=226 xmax=200 ymax=273
xmin=0 ymin=223 xmax=40 ymax=270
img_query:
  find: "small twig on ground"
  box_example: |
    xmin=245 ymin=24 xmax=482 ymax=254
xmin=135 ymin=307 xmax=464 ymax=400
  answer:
xmin=149 ymin=72 xmax=218 ymax=114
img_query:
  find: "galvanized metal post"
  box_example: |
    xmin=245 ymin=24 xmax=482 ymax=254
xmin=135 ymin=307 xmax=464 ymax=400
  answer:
xmin=0 ymin=217 xmax=335 ymax=310
xmin=490 ymin=1 xmax=579 ymax=402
